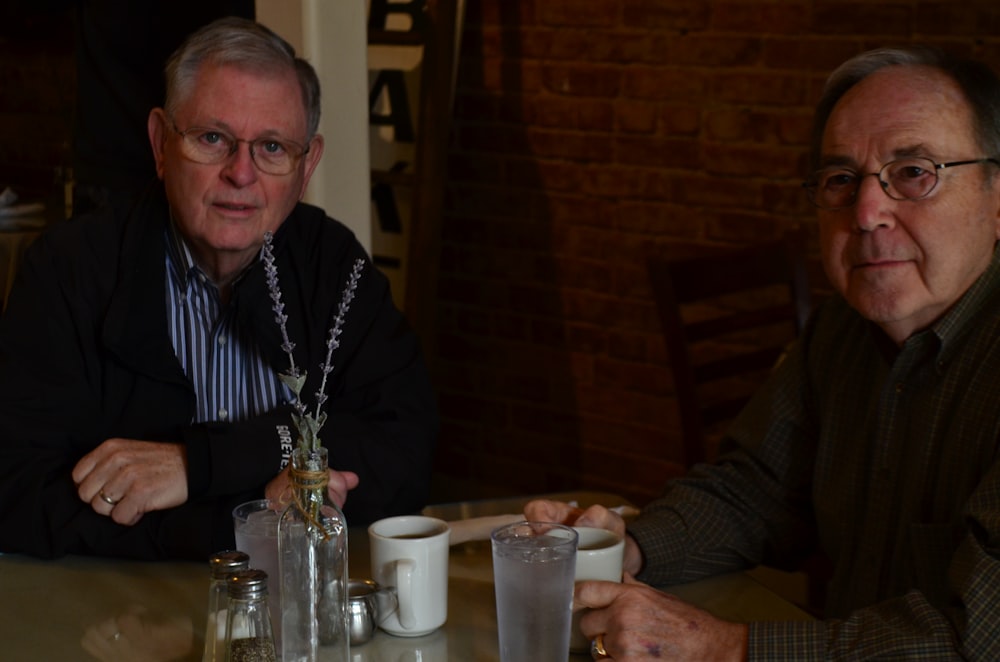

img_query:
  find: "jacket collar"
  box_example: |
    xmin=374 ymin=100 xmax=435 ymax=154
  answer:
xmin=101 ymin=184 xmax=298 ymax=384
xmin=101 ymin=185 xmax=189 ymax=386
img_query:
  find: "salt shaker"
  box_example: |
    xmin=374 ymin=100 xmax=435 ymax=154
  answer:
xmin=203 ymin=550 xmax=250 ymax=662
xmin=223 ymin=569 xmax=276 ymax=662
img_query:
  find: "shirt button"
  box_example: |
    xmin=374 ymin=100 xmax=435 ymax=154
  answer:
xmin=895 ymin=382 xmax=904 ymax=393
xmin=218 ymin=408 xmax=228 ymax=420
xmin=218 ymin=335 xmax=227 ymax=346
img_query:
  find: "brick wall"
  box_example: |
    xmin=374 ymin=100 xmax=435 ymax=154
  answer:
xmin=427 ymin=0 xmax=1000 ymax=506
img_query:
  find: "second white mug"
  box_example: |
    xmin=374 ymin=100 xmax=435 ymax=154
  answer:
xmin=368 ymin=515 xmax=450 ymax=637
xmin=569 ymin=527 xmax=625 ymax=653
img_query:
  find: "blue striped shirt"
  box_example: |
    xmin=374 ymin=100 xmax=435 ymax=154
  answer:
xmin=164 ymin=224 xmax=288 ymax=424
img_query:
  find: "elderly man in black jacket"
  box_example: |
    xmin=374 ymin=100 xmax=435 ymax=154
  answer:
xmin=0 ymin=17 xmax=437 ymax=559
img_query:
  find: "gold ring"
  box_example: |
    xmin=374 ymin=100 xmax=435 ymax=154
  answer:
xmin=591 ymin=632 xmax=610 ymax=660
xmin=99 ymin=489 xmax=120 ymax=506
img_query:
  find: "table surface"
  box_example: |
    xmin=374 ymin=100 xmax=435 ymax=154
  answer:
xmin=0 ymin=491 xmax=812 ymax=661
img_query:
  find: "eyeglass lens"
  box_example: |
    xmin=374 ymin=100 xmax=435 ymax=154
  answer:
xmin=178 ymin=128 xmax=303 ymax=174
xmin=808 ymin=157 xmax=941 ymax=210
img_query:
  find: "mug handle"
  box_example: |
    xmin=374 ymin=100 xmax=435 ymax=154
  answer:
xmin=394 ymin=558 xmax=416 ymax=629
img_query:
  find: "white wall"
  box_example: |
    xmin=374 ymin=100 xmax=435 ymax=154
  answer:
xmin=256 ymin=0 xmax=372 ymax=254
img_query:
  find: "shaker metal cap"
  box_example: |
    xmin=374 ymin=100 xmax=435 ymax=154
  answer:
xmin=209 ymin=550 xmax=251 ymax=579
xmin=227 ymin=568 xmax=270 ymax=600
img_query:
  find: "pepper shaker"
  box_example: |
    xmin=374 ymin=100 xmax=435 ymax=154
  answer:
xmin=223 ymin=569 xmax=276 ymax=662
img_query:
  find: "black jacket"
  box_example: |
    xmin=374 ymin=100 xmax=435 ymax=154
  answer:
xmin=0 ymin=185 xmax=438 ymax=559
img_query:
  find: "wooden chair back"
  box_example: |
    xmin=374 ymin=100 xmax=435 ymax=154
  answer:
xmin=648 ymin=229 xmax=812 ymax=466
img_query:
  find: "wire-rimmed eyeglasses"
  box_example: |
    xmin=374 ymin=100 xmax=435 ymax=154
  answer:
xmin=170 ymin=121 xmax=310 ymax=176
xmin=802 ymin=156 xmax=1000 ymax=211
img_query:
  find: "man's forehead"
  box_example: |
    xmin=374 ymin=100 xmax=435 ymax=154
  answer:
xmin=177 ymin=62 xmax=307 ymax=136
xmin=822 ymin=66 xmax=977 ymax=160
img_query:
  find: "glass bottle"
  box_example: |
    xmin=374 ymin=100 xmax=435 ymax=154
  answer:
xmin=203 ymin=550 xmax=250 ymax=662
xmin=278 ymin=447 xmax=349 ymax=662
xmin=223 ymin=569 xmax=276 ymax=662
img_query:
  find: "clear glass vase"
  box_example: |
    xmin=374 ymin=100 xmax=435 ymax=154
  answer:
xmin=278 ymin=447 xmax=349 ymax=662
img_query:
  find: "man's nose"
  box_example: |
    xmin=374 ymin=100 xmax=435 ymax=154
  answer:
xmin=221 ymin=141 xmax=259 ymax=186
xmin=852 ymin=173 xmax=895 ymax=232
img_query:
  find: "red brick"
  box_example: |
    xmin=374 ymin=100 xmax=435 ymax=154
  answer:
xmin=541 ymin=63 xmax=623 ymax=97
xmin=660 ymin=104 xmax=702 ymax=136
xmin=615 ymin=100 xmax=658 ymax=134
xmin=525 ymin=129 xmax=616 ymax=162
xmin=914 ymin=5 xmax=1000 ymax=36
xmin=811 ymin=4 xmax=912 ymax=36
xmin=530 ymin=97 xmax=615 ymax=131
xmin=703 ymin=142 xmax=803 ymax=178
xmin=661 ymin=35 xmax=764 ymax=67
xmin=614 ymin=202 xmax=707 ymax=238
xmin=762 ymin=37 xmax=865 ymax=73
xmin=547 ymin=194 xmax=617 ymax=227
xmin=712 ymin=71 xmax=808 ymax=105
xmin=709 ymin=2 xmax=810 ymax=34
xmin=538 ymin=0 xmax=621 ymax=28
xmin=622 ymin=0 xmax=712 ymax=31
xmin=622 ymin=67 xmax=709 ymax=101
xmin=615 ymin=136 xmax=702 ymax=169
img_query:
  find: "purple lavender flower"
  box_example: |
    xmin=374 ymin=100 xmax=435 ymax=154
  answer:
xmin=260 ymin=231 xmax=365 ymax=451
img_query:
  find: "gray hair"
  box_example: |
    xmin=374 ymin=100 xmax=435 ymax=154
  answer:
xmin=164 ymin=16 xmax=321 ymax=138
xmin=809 ymin=46 xmax=1000 ymax=171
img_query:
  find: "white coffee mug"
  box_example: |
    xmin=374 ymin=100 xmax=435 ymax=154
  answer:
xmin=368 ymin=515 xmax=450 ymax=636
xmin=569 ymin=527 xmax=625 ymax=653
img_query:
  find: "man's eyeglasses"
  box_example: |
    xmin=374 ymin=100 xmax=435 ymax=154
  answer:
xmin=802 ymin=156 xmax=1000 ymax=211
xmin=170 ymin=121 xmax=310 ymax=176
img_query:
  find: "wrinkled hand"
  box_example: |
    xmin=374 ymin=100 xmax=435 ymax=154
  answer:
xmin=575 ymin=575 xmax=748 ymax=662
xmin=72 ymin=439 xmax=189 ymax=526
xmin=524 ymin=499 xmax=643 ymax=574
xmin=265 ymin=465 xmax=360 ymax=509
xmin=524 ymin=499 xmax=625 ymax=535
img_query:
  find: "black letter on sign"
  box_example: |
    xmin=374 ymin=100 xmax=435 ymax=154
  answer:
xmin=369 ymin=70 xmax=415 ymax=143
xmin=368 ymin=0 xmax=428 ymax=33
xmin=371 ymin=162 xmax=408 ymax=234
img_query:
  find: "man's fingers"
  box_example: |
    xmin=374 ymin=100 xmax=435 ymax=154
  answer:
xmin=574 ymin=579 xmax=629 ymax=610
xmin=524 ymin=499 xmax=581 ymax=524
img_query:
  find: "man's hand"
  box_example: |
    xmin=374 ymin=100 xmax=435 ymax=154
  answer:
xmin=524 ymin=499 xmax=643 ymax=575
xmin=576 ymin=575 xmax=749 ymax=662
xmin=72 ymin=439 xmax=189 ymax=526
xmin=264 ymin=465 xmax=360 ymax=509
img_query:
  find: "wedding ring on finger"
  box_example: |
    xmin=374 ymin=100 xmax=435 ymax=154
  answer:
xmin=591 ymin=632 xmax=610 ymax=660
xmin=99 ymin=489 xmax=121 ymax=506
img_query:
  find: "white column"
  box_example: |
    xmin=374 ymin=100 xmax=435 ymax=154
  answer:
xmin=257 ymin=0 xmax=373 ymax=254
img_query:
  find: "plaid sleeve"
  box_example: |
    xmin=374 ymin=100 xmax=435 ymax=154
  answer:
xmin=748 ymin=592 xmax=964 ymax=660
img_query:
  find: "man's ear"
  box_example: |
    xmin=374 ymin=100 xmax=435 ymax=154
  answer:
xmin=147 ymin=108 xmax=169 ymax=180
xmin=298 ymin=134 xmax=325 ymax=200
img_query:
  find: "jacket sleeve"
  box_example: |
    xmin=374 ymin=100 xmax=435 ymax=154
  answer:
xmin=0 ymin=228 xmax=251 ymax=560
xmin=628 ymin=335 xmax=820 ymax=587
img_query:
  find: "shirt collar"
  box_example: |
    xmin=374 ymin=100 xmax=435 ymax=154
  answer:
xmin=164 ymin=215 xmax=257 ymax=293
xmin=910 ymin=243 xmax=1000 ymax=367
xmin=165 ymin=216 xmax=199 ymax=288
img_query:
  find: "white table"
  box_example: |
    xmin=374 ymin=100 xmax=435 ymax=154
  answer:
xmin=0 ymin=492 xmax=812 ymax=660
